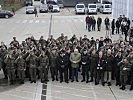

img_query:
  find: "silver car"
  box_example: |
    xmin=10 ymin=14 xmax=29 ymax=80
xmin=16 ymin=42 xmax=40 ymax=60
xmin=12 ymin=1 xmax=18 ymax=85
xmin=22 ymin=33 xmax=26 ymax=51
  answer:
xmin=26 ymin=6 xmax=35 ymax=14
xmin=39 ymin=4 xmax=48 ymax=13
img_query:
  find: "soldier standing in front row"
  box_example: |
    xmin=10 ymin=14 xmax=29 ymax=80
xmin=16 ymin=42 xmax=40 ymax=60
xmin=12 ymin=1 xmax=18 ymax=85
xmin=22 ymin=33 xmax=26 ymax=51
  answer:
xmin=38 ymin=51 xmax=49 ymax=83
xmin=15 ymin=55 xmax=25 ymax=84
xmin=118 ymin=58 xmax=131 ymax=90
xmin=104 ymin=49 xmax=114 ymax=86
xmin=4 ymin=53 xmax=15 ymax=85
xmin=26 ymin=51 xmax=38 ymax=83
xmin=49 ymin=48 xmax=59 ymax=81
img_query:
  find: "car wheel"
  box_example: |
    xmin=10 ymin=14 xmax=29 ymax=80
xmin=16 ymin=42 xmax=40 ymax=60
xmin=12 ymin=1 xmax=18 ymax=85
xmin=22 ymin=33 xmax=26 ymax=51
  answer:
xmin=5 ymin=15 xmax=9 ymax=19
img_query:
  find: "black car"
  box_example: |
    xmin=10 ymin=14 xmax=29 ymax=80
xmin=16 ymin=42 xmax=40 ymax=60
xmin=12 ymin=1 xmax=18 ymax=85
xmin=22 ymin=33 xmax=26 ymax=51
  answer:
xmin=0 ymin=10 xmax=14 ymax=18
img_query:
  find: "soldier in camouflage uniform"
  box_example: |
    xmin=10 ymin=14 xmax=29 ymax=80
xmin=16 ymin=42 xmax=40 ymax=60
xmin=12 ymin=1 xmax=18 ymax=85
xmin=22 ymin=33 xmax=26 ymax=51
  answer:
xmin=0 ymin=46 xmax=8 ymax=79
xmin=89 ymin=49 xmax=97 ymax=82
xmin=49 ymin=48 xmax=59 ymax=81
xmin=38 ymin=51 xmax=49 ymax=83
xmin=4 ymin=53 xmax=16 ymax=85
xmin=26 ymin=51 xmax=38 ymax=83
xmin=118 ymin=58 xmax=131 ymax=90
xmin=15 ymin=55 xmax=25 ymax=84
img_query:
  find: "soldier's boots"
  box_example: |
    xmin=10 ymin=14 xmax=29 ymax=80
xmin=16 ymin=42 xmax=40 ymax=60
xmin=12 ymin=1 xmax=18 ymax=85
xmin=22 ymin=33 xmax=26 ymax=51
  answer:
xmin=56 ymin=76 xmax=58 ymax=81
xmin=108 ymin=82 xmax=111 ymax=86
xmin=52 ymin=77 xmax=55 ymax=81
xmin=102 ymin=82 xmax=105 ymax=86
xmin=81 ymin=79 xmax=85 ymax=82
xmin=89 ymin=77 xmax=93 ymax=82
xmin=116 ymin=82 xmax=121 ymax=86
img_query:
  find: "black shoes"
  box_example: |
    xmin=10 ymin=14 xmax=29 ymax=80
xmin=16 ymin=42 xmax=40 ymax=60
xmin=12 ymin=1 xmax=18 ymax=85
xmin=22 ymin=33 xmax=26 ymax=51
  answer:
xmin=120 ymin=86 xmax=125 ymax=90
xmin=76 ymin=80 xmax=79 ymax=82
xmin=65 ymin=81 xmax=69 ymax=83
xmin=102 ymin=82 xmax=105 ymax=86
xmin=81 ymin=80 xmax=85 ymax=82
xmin=71 ymin=80 xmax=74 ymax=82
xmin=108 ymin=82 xmax=111 ymax=86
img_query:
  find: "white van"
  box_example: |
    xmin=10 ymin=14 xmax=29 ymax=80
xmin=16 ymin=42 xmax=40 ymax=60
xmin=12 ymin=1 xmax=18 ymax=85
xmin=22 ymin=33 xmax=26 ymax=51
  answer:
xmin=100 ymin=4 xmax=112 ymax=14
xmin=87 ymin=4 xmax=97 ymax=14
xmin=75 ymin=3 xmax=85 ymax=14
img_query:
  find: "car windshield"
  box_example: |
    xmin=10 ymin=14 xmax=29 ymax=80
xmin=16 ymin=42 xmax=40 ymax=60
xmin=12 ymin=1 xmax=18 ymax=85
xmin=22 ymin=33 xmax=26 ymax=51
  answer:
xmin=77 ymin=5 xmax=84 ymax=8
xmin=89 ymin=5 xmax=96 ymax=8
xmin=27 ymin=6 xmax=34 ymax=9
xmin=105 ymin=5 xmax=111 ymax=8
xmin=58 ymin=1 xmax=63 ymax=4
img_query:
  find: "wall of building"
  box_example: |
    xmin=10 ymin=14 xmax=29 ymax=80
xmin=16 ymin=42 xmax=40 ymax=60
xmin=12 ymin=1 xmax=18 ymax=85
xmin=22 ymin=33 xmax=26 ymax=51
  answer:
xmin=112 ymin=0 xmax=133 ymax=22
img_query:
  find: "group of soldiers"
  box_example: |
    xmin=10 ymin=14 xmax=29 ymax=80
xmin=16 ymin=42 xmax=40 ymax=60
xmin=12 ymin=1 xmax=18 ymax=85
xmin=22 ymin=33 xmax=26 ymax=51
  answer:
xmin=1 ymin=33 xmax=133 ymax=91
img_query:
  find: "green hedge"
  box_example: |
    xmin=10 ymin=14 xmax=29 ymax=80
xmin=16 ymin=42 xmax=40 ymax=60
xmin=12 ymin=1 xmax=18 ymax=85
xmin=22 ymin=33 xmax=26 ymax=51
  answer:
xmin=1 ymin=1 xmax=24 ymax=11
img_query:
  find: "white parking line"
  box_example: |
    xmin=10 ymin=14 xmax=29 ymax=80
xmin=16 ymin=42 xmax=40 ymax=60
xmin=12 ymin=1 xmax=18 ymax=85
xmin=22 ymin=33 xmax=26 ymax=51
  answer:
xmin=35 ymin=20 xmax=39 ymax=23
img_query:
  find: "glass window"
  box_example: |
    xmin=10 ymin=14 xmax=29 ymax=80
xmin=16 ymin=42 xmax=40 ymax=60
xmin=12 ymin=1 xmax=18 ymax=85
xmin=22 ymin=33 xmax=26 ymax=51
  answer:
xmin=77 ymin=5 xmax=84 ymax=8
xmin=89 ymin=5 xmax=96 ymax=8
xmin=105 ymin=5 xmax=111 ymax=8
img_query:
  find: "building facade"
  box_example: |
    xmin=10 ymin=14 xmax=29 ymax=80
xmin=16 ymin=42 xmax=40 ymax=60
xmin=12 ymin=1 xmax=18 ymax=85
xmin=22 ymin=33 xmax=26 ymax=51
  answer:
xmin=112 ymin=0 xmax=133 ymax=22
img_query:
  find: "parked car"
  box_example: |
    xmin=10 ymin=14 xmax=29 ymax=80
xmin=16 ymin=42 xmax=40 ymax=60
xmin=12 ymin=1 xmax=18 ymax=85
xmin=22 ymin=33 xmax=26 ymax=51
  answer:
xmin=24 ymin=0 xmax=33 ymax=6
xmin=0 ymin=10 xmax=14 ymax=18
xmin=47 ymin=1 xmax=57 ymax=9
xmin=87 ymin=4 xmax=97 ymax=14
xmin=39 ymin=4 xmax=48 ymax=13
xmin=100 ymin=4 xmax=112 ymax=14
xmin=52 ymin=5 xmax=60 ymax=12
xmin=26 ymin=6 xmax=35 ymax=14
xmin=57 ymin=0 xmax=64 ymax=8
xmin=75 ymin=3 xmax=86 ymax=14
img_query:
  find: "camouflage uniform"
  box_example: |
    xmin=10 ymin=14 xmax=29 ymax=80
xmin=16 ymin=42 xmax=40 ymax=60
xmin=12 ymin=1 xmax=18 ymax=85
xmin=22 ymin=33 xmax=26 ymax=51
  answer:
xmin=15 ymin=56 xmax=25 ymax=84
xmin=38 ymin=54 xmax=49 ymax=83
xmin=26 ymin=54 xmax=38 ymax=83
xmin=4 ymin=55 xmax=15 ymax=84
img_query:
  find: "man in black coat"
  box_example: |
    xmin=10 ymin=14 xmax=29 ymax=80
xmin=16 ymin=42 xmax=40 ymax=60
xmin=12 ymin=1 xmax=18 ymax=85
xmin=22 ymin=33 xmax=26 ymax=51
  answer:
xmin=114 ymin=51 xmax=123 ymax=86
xmin=95 ymin=51 xmax=106 ymax=86
xmin=97 ymin=17 xmax=102 ymax=31
xmin=56 ymin=50 xmax=69 ymax=83
xmin=116 ymin=18 xmax=121 ymax=34
xmin=81 ymin=49 xmax=89 ymax=83
xmin=65 ymin=48 xmax=71 ymax=80
xmin=111 ymin=19 xmax=115 ymax=35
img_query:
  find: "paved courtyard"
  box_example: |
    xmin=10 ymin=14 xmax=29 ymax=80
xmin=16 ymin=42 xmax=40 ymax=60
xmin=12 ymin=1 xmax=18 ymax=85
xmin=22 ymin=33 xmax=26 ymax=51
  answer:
xmin=0 ymin=1 xmax=132 ymax=100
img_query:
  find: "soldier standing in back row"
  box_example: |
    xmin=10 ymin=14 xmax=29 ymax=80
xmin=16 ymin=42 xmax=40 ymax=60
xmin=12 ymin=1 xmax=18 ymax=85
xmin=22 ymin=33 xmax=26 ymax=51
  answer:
xmin=26 ymin=51 xmax=38 ymax=83
xmin=38 ymin=51 xmax=49 ymax=83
